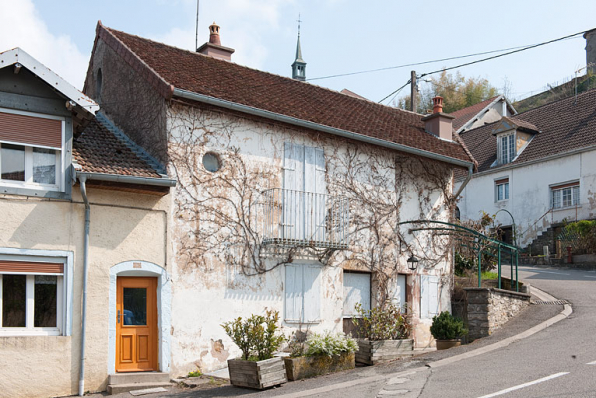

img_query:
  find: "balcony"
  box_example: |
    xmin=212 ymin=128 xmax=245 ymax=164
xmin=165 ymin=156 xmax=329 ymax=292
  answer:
xmin=262 ymin=188 xmax=349 ymax=249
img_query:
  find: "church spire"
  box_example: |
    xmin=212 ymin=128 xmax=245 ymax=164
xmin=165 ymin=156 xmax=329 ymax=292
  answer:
xmin=292 ymin=14 xmax=306 ymax=81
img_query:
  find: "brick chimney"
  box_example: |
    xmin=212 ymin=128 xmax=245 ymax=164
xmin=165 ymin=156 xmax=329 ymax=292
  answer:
xmin=584 ymin=28 xmax=596 ymax=74
xmin=197 ymin=22 xmax=235 ymax=61
xmin=421 ymin=96 xmax=455 ymax=141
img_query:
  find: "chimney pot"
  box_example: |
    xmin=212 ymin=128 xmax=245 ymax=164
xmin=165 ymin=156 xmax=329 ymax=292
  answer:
xmin=197 ymin=21 xmax=235 ymax=61
xmin=432 ymin=96 xmax=444 ymax=114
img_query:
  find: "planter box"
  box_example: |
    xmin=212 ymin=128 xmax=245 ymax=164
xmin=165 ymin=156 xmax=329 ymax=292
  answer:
xmin=356 ymin=339 xmax=414 ymax=365
xmin=284 ymin=352 xmax=355 ymax=381
xmin=436 ymin=339 xmax=461 ymax=350
xmin=227 ymin=357 xmax=287 ymax=389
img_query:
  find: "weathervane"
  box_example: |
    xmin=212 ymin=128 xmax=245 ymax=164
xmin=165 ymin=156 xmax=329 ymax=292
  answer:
xmin=297 ymin=13 xmax=302 ymax=37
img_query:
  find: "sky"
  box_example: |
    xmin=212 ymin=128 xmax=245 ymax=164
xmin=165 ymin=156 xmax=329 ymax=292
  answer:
xmin=1 ymin=0 xmax=595 ymax=106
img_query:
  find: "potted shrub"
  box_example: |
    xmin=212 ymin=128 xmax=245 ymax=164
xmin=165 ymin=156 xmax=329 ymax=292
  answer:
xmin=284 ymin=331 xmax=357 ymax=381
xmin=352 ymin=303 xmax=413 ymax=365
xmin=430 ymin=311 xmax=468 ymax=350
xmin=222 ymin=310 xmax=287 ymax=389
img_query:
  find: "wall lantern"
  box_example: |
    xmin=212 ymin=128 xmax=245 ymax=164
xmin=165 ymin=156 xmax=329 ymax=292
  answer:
xmin=407 ymin=255 xmax=419 ymax=271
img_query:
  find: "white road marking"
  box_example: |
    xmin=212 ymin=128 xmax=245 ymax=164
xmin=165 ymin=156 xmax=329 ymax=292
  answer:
xmin=528 ymin=270 xmax=570 ymax=275
xmin=587 ymin=360 xmax=596 ymax=365
xmin=477 ymin=372 xmax=569 ymax=398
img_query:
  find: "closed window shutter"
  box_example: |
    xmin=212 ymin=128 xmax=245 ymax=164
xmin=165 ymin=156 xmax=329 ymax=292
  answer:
xmin=343 ymin=272 xmax=371 ymax=316
xmin=283 ymin=143 xmax=297 ymax=240
xmin=394 ymin=274 xmax=407 ymax=309
xmin=0 ymin=112 xmax=62 ymax=149
xmin=303 ymin=265 xmax=321 ymax=322
xmin=0 ymin=260 xmax=63 ymax=274
xmin=421 ymin=275 xmax=439 ymax=319
xmin=285 ymin=264 xmax=301 ymax=322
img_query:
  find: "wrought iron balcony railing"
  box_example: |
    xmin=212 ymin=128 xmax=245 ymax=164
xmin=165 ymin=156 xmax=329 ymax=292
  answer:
xmin=262 ymin=188 xmax=349 ymax=249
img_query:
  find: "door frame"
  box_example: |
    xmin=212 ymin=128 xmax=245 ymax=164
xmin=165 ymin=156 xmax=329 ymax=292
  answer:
xmin=108 ymin=261 xmax=171 ymax=374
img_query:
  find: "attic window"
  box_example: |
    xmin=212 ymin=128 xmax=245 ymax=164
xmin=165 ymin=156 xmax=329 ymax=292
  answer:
xmin=498 ymin=132 xmax=515 ymax=165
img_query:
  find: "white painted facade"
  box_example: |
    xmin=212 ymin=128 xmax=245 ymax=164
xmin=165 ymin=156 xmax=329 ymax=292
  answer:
xmin=456 ymin=147 xmax=596 ymax=247
xmin=166 ymin=104 xmax=456 ymax=375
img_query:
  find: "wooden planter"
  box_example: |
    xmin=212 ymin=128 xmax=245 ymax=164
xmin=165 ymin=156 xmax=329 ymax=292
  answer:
xmin=356 ymin=339 xmax=414 ymax=365
xmin=227 ymin=357 xmax=287 ymax=389
xmin=284 ymin=352 xmax=355 ymax=381
xmin=435 ymin=339 xmax=461 ymax=350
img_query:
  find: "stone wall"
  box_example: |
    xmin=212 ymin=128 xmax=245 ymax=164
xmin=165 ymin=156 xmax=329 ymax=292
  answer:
xmin=464 ymin=288 xmax=531 ymax=341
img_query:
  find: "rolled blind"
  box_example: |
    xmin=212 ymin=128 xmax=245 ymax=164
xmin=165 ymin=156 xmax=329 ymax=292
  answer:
xmin=0 ymin=112 xmax=62 ymax=149
xmin=495 ymin=178 xmax=509 ymax=185
xmin=0 ymin=260 xmax=63 ymax=274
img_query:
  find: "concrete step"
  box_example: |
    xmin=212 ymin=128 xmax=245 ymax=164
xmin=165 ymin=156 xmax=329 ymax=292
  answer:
xmin=108 ymin=372 xmax=170 ymax=385
xmin=107 ymin=381 xmax=172 ymax=395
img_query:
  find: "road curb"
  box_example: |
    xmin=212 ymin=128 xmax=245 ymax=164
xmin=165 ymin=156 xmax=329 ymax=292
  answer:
xmin=429 ymin=286 xmax=572 ymax=368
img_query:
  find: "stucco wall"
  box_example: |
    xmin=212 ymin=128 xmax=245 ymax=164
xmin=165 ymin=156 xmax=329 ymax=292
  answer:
xmin=456 ymin=149 xmax=596 ymax=247
xmin=0 ymin=187 xmax=169 ymax=398
xmin=166 ymin=104 xmax=455 ymax=374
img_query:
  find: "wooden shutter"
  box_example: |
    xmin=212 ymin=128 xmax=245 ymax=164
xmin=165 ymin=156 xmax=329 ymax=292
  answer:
xmin=0 ymin=260 xmax=63 ymax=274
xmin=303 ymin=265 xmax=321 ymax=323
xmin=421 ymin=275 xmax=439 ymax=319
xmin=0 ymin=112 xmax=62 ymax=149
xmin=343 ymin=272 xmax=371 ymax=316
xmin=394 ymin=274 xmax=407 ymax=309
xmin=284 ymin=264 xmax=302 ymax=322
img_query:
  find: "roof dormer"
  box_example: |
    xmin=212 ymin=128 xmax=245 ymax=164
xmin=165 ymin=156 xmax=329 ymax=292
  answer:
xmin=491 ymin=117 xmax=539 ymax=166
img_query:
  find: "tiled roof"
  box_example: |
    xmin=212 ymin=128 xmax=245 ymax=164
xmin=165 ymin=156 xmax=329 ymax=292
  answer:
xmin=97 ymin=23 xmax=473 ymax=165
xmin=459 ymin=88 xmax=596 ymax=173
xmin=451 ymin=96 xmax=500 ymax=131
xmin=73 ymin=117 xmax=163 ymax=178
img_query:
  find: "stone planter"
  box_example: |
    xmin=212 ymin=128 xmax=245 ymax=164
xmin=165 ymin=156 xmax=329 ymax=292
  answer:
xmin=435 ymin=339 xmax=461 ymax=350
xmin=227 ymin=357 xmax=287 ymax=389
xmin=356 ymin=339 xmax=414 ymax=365
xmin=283 ymin=352 xmax=355 ymax=381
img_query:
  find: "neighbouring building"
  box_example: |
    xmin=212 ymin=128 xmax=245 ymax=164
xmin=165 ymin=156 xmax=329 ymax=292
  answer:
xmin=0 ymin=48 xmax=175 ymax=397
xmin=451 ymin=94 xmax=516 ymax=134
xmin=455 ymin=88 xmax=596 ymax=255
xmin=83 ymin=21 xmax=475 ymax=378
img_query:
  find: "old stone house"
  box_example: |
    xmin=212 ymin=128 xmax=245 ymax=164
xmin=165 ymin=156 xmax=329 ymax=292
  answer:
xmin=83 ymin=21 xmax=475 ymax=377
xmin=0 ymin=48 xmax=175 ymax=397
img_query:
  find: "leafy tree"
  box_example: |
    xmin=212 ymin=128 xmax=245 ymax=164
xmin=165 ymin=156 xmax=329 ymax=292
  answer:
xmin=397 ymin=70 xmax=500 ymax=114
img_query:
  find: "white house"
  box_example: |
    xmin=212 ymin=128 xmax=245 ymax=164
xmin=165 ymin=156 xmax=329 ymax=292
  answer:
xmin=451 ymin=94 xmax=516 ymax=134
xmin=455 ymin=88 xmax=596 ymax=254
xmin=83 ymin=21 xmax=475 ymax=377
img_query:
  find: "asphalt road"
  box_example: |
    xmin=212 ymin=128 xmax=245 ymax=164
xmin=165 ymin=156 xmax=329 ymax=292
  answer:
xmin=393 ymin=265 xmax=596 ymax=398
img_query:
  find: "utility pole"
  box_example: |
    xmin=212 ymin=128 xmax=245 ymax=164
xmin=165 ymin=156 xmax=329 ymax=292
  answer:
xmin=410 ymin=70 xmax=417 ymax=112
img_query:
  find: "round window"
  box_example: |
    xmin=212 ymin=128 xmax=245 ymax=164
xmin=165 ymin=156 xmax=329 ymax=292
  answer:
xmin=202 ymin=152 xmax=221 ymax=172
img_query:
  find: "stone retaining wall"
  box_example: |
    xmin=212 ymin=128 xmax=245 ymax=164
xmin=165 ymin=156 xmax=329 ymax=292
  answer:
xmin=464 ymin=288 xmax=531 ymax=341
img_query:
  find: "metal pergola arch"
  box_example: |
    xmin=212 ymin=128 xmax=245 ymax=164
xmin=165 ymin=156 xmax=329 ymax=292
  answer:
xmin=398 ymin=220 xmax=521 ymax=291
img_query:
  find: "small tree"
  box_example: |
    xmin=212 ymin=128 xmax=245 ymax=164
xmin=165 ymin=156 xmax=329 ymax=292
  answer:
xmin=222 ymin=310 xmax=285 ymax=361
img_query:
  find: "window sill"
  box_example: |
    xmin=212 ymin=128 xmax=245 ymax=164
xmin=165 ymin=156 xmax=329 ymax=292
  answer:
xmin=284 ymin=320 xmax=320 ymax=325
xmin=552 ymin=205 xmax=581 ymax=212
xmin=0 ymin=328 xmax=62 ymax=337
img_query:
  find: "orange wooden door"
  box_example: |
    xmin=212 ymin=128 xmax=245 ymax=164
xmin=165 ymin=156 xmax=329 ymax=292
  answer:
xmin=116 ymin=277 xmax=158 ymax=372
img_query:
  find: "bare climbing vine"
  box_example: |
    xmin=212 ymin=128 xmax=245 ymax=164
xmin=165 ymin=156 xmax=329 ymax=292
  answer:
xmin=167 ymin=100 xmax=459 ymax=305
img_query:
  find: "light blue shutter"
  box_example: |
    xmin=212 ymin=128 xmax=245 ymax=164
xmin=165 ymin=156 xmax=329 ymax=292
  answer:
xmin=343 ymin=272 xmax=371 ymax=316
xmin=303 ymin=265 xmax=321 ymax=323
xmin=421 ymin=275 xmax=440 ymax=319
xmin=393 ymin=274 xmax=407 ymax=310
xmin=314 ymin=148 xmax=326 ymax=242
xmin=283 ymin=143 xmax=296 ymax=240
xmin=285 ymin=264 xmax=302 ymax=322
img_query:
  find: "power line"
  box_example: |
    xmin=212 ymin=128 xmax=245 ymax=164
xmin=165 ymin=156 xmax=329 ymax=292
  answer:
xmin=418 ymin=30 xmax=587 ymax=79
xmin=306 ymin=37 xmax=579 ymax=83
xmin=378 ymin=80 xmax=411 ymax=104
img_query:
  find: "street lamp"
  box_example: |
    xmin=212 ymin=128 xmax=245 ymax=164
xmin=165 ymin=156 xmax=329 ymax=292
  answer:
xmin=407 ymin=255 xmax=419 ymax=271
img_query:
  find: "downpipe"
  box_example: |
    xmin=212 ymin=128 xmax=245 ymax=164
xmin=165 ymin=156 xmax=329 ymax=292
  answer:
xmin=78 ymin=175 xmax=90 ymax=396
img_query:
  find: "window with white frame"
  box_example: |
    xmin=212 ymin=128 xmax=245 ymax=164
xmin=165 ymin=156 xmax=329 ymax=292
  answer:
xmin=498 ymin=133 xmax=515 ymax=165
xmin=0 ymin=109 xmax=64 ymax=191
xmin=551 ymin=183 xmax=580 ymax=209
xmin=0 ymin=257 xmax=67 ymax=336
xmin=495 ymin=178 xmax=509 ymax=202
xmin=285 ymin=263 xmax=321 ymax=323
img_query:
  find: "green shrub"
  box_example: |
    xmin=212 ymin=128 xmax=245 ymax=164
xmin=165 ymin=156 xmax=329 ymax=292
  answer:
xmin=304 ymin=332 xmax=358 ymax=357
xmin=221 ymin=310 xmax=285 ymax=361
xmin=352 ymin=303 xmax=411 ymax=341
xmin=430 ymin=311 xmax=468 ymax=340
xmin=455 ymin=252 xmax=475 ymax=276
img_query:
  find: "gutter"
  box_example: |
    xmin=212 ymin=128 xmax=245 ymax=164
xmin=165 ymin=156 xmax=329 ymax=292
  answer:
xmin=173 ymin=88 xmax=475 ymax=170
xmin=75 ymin=171 xmax=175 ymax=395
xmin=78 ymin=175 xmax=91 ymax=397
xmin=76 ymin=172 xmax=177 ymax=187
